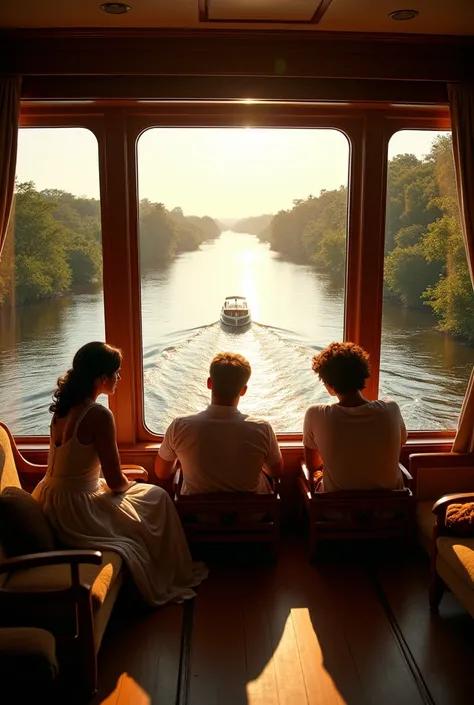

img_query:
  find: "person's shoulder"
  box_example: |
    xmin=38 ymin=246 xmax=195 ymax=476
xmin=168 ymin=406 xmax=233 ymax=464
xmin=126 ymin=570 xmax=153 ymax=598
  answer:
xmin=87 ymin=403 xmax=113 ymax=422
xmin=168 ymin=410 xmax=207 ymax=429
xmin=377 ymin=398 xmax=404 ymax=418
xmin=304 ymin=403 xmax=332 ymax=418
xmin=241 ymin=414 xmax=276 ymax=432
xmin=378 ymin=398 xmax=402 ymax=412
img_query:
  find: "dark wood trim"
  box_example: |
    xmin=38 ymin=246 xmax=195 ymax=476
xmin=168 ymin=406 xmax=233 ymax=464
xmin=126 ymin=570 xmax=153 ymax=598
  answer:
xmin=366 ymin=567 xmax=436 ymax=705
xmin=198 ymin=0 xmax=335 ymax=25
xmin=312 ymin=0 xmax=335 ymax=25
xmin=1 ymin=29 xmax=473 ymax=81
xmin=0 ymin=550 xmax=102 ymax=574
xmin=20 ymin=76 xmax=449 ymax=104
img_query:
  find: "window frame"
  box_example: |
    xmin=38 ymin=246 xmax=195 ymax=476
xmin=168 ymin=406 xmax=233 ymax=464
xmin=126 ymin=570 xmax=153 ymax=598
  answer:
xmin=14 ymin=101 xmax=454 ymax=446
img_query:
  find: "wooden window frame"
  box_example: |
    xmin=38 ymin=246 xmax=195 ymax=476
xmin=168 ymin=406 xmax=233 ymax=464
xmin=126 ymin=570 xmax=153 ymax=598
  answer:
xmin=16 ymin=100 xmax=454 ymax=448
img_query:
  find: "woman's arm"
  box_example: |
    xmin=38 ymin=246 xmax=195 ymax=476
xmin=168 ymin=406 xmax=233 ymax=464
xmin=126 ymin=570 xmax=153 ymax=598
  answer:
xmin=93 ymin=408 xmax=134 ymax=493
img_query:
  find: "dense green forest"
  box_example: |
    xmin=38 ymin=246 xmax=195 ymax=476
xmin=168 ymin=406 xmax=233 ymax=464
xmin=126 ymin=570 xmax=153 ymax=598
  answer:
xmin=232 ymin=214 xmax=274 ymax=235
xmin=0 ymin=184 xmax=220 ymax=305
xmin=258 ymin=134 xmax=474 ymax=342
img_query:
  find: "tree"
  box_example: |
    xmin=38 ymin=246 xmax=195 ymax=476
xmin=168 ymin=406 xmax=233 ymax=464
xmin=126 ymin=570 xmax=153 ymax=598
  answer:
xmin=13 ymin=182 xmax=72 ymax=303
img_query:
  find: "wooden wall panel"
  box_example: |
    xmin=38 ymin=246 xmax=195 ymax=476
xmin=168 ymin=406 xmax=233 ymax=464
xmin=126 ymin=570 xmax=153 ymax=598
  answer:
xmin=1 ymin=29 xmax=474 ymax=82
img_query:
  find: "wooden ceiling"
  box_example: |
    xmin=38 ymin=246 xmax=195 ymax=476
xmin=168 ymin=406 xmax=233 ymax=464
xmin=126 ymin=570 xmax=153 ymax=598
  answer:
xmin=0 ymin=0 xmax=473 ymax=35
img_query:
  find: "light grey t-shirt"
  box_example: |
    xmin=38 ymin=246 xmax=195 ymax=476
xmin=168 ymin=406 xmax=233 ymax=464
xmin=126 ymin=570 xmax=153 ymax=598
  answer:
xmin=303 ymin=399 xmax=407 ymax=492
xmin=159 ymin=404 xmax=282 ymax=494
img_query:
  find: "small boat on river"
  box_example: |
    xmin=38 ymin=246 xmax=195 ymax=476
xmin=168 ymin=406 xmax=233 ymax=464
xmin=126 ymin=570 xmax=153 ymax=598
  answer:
xmin=220 ymin=296 xmax=251 ymax=327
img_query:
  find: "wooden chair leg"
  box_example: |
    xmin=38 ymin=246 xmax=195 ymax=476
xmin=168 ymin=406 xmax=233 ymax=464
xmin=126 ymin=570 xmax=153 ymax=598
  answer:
xmin=309 ymin=520 xmax=318 ymax=564
xmin=429 ymin=571 xmax=445 ymax=613
xmin=76 ymin=590 xmax=98 ymax=697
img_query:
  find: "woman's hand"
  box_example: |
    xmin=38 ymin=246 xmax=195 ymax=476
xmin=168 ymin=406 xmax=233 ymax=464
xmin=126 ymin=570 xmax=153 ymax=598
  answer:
xmin=113 ymin=478 xmax=137 ymax=494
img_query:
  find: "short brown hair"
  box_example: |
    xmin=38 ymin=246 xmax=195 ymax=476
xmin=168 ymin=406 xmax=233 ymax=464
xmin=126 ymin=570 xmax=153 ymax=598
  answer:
xmin=312 ymin=342 xmax=370 ymax=394
xmin=210 ymin=352 xmax=251 ymax=401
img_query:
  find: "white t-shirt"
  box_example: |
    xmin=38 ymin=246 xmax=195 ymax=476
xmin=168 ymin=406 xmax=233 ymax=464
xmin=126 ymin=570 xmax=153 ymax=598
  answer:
xmin=303 ymin=400 xmax=407 ymax=492
xmin=159 ymin=404 xmax=282 ymax=494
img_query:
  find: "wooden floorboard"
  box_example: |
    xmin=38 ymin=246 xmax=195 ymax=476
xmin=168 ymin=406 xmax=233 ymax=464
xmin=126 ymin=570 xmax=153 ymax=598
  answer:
xmin=373 ymin=550 xmax=474 ymax=705
xmin=91 ymin=602 xmax=184 ymax=705
xmin=86 ymin=541 xmax=474 ymax=705
xmin=187 ymin=541 xmax=429 ymax=705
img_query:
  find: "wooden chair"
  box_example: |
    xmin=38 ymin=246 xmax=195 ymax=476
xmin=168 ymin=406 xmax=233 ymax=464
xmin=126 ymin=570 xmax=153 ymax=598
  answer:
xmin=429 ymin=491 xmax=474 ymax=614
xmin=298 ymin=460 xmax=415 ymax=562
xmin=173 ymin=468 xmax=281 ymax=556
xmin=0 ymin=420 xmax=148 ymax=697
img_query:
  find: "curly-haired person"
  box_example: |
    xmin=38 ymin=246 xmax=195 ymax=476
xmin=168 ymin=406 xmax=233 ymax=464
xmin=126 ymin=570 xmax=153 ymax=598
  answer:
xmin=303 ymin=341 xmax=407 ymax=492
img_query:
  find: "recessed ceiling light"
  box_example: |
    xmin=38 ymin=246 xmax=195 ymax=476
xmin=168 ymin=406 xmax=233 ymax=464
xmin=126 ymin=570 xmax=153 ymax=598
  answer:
xmin=100 ymin=3 xmax=131 ymax=14
xmin=389 ymin=9 xmax=419 ymax=21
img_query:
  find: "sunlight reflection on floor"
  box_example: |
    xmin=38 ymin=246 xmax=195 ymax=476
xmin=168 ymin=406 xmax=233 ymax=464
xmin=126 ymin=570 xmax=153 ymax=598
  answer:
xmin=101 ymin=673 xmax=151 ymax=705
xmin=246 ymin=608 xmax=347 ymax=705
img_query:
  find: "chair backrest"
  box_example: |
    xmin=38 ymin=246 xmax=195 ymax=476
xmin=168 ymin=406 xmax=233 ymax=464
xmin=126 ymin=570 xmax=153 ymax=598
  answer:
xmin=173 ymin=469 xmax=281 ymax=546
xmin=0 ymin=424 xmax=22 ymax=493
xmin=310 ymin=488 xmax=414 ymax=539
xmin=0 ymin=423 xmax=23 ymax=584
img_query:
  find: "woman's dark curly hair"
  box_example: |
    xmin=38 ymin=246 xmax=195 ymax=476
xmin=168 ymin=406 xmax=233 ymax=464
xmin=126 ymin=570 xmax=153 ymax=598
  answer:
xmin=50 ymin=342 xmax=122 ymax=418
xmin=312 ymin=341 xmax=370 ymax=394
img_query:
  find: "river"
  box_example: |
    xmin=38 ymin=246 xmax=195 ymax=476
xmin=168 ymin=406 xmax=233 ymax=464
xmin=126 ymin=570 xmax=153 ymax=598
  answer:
xmin=1 ymin=231 xmax=473 ymax=435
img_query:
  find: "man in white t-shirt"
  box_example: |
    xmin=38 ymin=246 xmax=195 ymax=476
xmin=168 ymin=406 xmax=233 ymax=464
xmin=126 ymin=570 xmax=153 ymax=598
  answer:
xmin=303 ymin=341 xmax=407 ymax=492
xmin=155 ymin=352 xmax=283 ymax=493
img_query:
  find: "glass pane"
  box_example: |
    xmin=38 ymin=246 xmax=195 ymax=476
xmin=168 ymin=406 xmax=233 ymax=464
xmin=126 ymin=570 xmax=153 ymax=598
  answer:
xmin=380 ymin=130 xmax=474 ymax=430
xmin=138 ymin=127 xmax=349 ymax=433
xmin=0 ymin=128 xmax=105 ymax=435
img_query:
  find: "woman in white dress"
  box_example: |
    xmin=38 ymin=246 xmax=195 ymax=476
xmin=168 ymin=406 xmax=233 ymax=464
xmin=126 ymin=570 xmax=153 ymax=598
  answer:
xmin=33 ymin=341 xmax=207 ymax=606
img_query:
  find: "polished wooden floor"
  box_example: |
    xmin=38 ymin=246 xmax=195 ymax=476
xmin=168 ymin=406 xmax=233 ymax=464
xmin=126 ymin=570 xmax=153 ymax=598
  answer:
xmin=90 ymin=539 xmax=474 ymax=705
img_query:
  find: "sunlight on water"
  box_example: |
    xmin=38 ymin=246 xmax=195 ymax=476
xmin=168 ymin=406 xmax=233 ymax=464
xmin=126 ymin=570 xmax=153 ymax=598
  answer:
xmin=1 ymin=231 xmax=473 ymax=434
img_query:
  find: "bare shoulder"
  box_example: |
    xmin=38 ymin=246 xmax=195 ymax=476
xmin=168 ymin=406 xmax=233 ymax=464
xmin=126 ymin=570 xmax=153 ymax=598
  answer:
xmin=87 ymin=403 xmax=115 ymax=429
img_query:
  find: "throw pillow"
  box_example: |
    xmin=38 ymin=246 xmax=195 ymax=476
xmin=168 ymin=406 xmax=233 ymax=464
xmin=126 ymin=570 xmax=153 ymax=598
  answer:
xmin=445 ymin=502 xmax=474 ymax=536
xmin=0 ymin=487 xmax=55 ymax=558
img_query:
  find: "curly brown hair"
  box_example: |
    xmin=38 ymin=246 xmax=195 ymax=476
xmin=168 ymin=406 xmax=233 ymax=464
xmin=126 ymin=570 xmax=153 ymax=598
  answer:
xmin=50 ymin=342 xmax=122 ymax=418
xmin=312 ymin=341 xmax=370 ymax=394
xmin=210 ymin=352 xmax=251 ymax=401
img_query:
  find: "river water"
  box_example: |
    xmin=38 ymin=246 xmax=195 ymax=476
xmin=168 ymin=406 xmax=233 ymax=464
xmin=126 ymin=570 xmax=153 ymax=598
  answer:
xmin=1 ymin=231 xmax=473 ymax=435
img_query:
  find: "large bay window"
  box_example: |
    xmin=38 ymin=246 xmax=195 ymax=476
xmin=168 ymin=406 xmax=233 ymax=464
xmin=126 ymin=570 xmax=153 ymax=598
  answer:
xmin=379 ymin=130 xmax=473 ymax=431
xmin=0 ymin=127 xmax=105 ymax=435
xmin=137 ymin=127 xmax=349 ymax=434
xmin=5 ymin=104 xmax=461 ymax=444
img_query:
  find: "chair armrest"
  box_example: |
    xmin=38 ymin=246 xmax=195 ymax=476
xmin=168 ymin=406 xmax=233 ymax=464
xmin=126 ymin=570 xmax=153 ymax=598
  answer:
xmin=432 ymin=492 xmax=474 ymax=537
xmin=0 ymin=421 xmax=48 ymax=475
xmin=409 ymin=452 xmax=473 ymax=469
xmin=173 ymin=466 xmax=183 ymax=497
xmin=0 ymin=550 xmax=102 ymax=575
xmin=121 ymin=465 xmax=148 ymax=482
xmin=299 ymin=459 xmax=315 ymax=494
xmin=432 ymin=492 xmax=474 ymax=515
xmin=399 ymin=462 xmax=413 ymax=483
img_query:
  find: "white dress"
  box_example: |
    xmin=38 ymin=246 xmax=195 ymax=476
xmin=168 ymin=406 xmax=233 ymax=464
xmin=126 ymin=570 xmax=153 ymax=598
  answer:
xmin=33 ymin=403 xmax=208 ymax=606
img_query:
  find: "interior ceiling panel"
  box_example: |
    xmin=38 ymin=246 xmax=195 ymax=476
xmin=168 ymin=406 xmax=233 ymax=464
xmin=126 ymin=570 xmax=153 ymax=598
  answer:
xmin=0 ymin=0 xmax=473 ymax=35
xmin=204 ymin=0 xmax=321 ymax=23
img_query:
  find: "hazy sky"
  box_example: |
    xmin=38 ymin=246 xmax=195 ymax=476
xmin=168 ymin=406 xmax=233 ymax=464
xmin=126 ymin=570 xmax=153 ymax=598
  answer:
xmin=16 ymin=126 xmax=447 ymax=219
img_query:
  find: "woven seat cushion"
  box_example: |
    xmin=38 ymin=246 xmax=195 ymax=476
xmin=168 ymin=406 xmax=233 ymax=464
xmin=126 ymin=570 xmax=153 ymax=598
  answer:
xmin=5 ymin=550 xmax=123 ymax=610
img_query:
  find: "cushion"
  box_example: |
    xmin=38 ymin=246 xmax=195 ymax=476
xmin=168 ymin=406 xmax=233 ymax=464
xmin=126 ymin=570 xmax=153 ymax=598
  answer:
xmin=445 ymin=502 xmax=474 ymax=536
xmin=0 ymin=487 xmax=55 ymax=558
xmin=0 ymin=426 xmax=22 ymax=492
xmin=436 ymin=536 xmax=474 ymax=590
xmin=5 ymin=550 xmax=123 ymax=611
xmin=0 ymin=627 xmax=58 ymax=684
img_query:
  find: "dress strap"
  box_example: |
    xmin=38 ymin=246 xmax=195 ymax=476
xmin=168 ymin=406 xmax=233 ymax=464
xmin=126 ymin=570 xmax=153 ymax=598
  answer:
xmin=73 ymin=403 xmax=97 ymax=437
